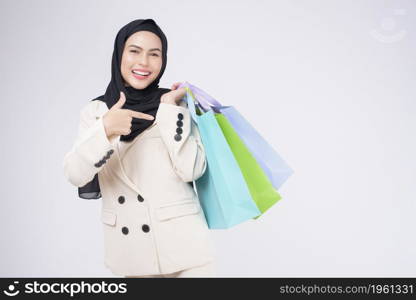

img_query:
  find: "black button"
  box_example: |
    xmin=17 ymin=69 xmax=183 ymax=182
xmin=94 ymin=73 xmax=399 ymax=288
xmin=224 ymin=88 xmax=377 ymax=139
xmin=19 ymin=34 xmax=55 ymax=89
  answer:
xmin=94 ymin=160 xmax=105 ymax=167
xmin=118 ymin=196 xmax=125 ymax=204
xmin=122 ymin=227 xmax=129 ymax=235
xmin=178 ymin=113 xmax=184 ymax=120
xmin=142 ymin=224 xmax=150 ymax=233
xmin=176 ymin=120 xmax=183 ymax=127
xmin=137 ymin=194 xmax=144 ymax=202
xmin=174 ymin=134 xmax=182 ymax=141
xmin=176 ymin=127 xmax=183 ymax=134
xmin=104 ymin=149 xmax=114 ymax=159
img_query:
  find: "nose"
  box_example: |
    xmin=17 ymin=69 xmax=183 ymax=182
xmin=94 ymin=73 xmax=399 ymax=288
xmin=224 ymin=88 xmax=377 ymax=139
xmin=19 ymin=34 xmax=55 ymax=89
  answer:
xmin=138 ymin=52 xmax=149 ymax=66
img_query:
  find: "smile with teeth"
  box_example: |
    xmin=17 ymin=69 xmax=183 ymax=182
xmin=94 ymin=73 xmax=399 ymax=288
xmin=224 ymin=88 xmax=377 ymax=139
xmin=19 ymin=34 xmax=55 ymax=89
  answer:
xmin=132 ymin=70 xmax=151 ymax=76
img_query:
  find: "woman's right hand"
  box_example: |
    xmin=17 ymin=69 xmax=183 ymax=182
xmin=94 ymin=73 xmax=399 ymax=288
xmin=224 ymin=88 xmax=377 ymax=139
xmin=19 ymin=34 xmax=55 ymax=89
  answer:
xmin=102 ymin=91 xmax=155 ymax=139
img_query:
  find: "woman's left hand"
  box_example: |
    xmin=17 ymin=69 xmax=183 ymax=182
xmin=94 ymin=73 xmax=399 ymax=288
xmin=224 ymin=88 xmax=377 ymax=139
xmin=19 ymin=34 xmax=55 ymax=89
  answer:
xmin=160 ymin=82 xmax=186 ymax=106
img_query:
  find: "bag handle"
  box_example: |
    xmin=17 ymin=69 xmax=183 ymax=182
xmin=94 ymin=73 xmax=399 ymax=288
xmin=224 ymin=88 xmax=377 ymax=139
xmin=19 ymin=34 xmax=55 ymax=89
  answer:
xmin=179 ymin=83 xmax=199 ymax=124
xmin=179 ymin=82 xmax=223 ymax=113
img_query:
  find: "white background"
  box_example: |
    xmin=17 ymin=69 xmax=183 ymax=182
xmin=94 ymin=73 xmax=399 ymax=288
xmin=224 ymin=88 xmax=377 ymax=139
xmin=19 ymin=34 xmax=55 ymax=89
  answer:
xmin=0 ymin=0 xmax=415 ymax=277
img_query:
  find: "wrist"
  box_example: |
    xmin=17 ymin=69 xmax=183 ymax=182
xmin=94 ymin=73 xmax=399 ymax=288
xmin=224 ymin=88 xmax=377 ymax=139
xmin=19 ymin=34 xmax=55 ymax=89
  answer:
xmin=161 ymin=95 xmax=177 ymax=106
xmin=161 ymin=100 xmax=177 ymax=106
xmin=102 ymin=115 xmax=114 ymax=138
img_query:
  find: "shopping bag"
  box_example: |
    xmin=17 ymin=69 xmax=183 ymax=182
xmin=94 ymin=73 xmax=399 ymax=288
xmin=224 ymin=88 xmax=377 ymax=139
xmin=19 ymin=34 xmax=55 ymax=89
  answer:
xmin=180 ymin=82 xmax=282 ymax=217
xmin=185 ymin=82 xmax=293 ymax=190
xmin=180 ymin=86 xmax=261 ymax=229
xmin=214 ymin=113 xmax=282 ymax=217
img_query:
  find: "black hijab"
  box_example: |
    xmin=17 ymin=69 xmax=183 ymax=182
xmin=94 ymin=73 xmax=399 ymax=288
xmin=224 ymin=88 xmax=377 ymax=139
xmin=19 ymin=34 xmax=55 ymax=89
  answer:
xmin=78 ymin=19 xmax=171 ymax=199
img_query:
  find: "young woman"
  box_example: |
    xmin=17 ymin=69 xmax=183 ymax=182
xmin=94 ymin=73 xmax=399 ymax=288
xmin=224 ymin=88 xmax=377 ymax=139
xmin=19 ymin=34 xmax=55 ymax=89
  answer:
xmin=63 ymin=19 xmax=217 ymax=278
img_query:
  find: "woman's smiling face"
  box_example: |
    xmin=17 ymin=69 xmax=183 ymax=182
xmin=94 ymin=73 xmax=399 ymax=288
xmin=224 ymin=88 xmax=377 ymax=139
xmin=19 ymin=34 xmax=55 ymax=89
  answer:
xmin=121 ymin=31 xmax=163 ymax=89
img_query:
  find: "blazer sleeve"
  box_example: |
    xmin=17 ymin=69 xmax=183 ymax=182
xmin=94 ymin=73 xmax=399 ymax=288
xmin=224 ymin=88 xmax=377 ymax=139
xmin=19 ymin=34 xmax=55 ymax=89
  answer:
xmin=155 ymin=101 xmax=207 ymax=182
xmin=63 ymin=101 xmax=120 ymax=187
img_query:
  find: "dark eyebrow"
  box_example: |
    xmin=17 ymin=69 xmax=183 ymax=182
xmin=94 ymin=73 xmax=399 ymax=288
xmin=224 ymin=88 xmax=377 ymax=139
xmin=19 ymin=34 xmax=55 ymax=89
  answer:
xmin=128 ymin=44 xmax=161 ymax=52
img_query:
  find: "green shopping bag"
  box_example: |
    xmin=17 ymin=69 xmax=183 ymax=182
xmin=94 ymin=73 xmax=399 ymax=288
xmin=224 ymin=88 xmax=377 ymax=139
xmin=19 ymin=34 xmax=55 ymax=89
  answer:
xmin=215 ymin=114 xmax=282 ymax=218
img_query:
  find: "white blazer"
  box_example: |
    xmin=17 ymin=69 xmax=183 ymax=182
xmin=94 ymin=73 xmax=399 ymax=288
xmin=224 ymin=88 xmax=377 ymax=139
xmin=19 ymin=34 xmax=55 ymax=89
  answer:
xmin=63 ymin=99 xmax=216 ymax=276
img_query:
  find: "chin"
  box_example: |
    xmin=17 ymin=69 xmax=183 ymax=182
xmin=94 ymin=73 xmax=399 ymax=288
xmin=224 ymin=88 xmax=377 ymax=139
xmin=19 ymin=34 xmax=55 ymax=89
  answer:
xmin=127 ymin=81 xmax=149 ymax=90
xmin=128 ymin=74 xmax=158 ymax=89
xmin=132 ymin=83 xmax=147 ymax=89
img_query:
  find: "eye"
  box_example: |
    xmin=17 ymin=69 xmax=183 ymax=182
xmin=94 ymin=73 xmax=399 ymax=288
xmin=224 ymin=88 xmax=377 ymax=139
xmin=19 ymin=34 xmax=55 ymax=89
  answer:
xmin=130 ymin=50 xmax=159 ymax=57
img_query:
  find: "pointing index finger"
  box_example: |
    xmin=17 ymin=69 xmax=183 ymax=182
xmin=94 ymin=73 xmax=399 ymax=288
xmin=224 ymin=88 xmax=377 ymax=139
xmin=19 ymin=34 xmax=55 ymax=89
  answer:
xmin=128 ymin=109 xmax=155 ymax=120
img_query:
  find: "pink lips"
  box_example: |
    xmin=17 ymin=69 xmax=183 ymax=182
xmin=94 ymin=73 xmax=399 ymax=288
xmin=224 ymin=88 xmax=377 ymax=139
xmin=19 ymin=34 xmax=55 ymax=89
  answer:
xmin=132 ymin=73 xmax=148 ymax=80
xmin=132 ymin=70 xmax=151 ymax=80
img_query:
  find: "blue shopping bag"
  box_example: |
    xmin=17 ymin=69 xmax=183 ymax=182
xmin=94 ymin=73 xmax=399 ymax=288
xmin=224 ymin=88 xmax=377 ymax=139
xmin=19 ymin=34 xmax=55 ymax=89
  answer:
xmin=180 ymin=85 xmax=261 ymax=229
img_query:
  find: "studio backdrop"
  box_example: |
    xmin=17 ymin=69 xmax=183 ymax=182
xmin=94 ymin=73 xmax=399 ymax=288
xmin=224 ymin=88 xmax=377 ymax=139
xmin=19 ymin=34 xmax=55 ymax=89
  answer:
xmin=0 ymin=0 xmax=415 ymax=277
